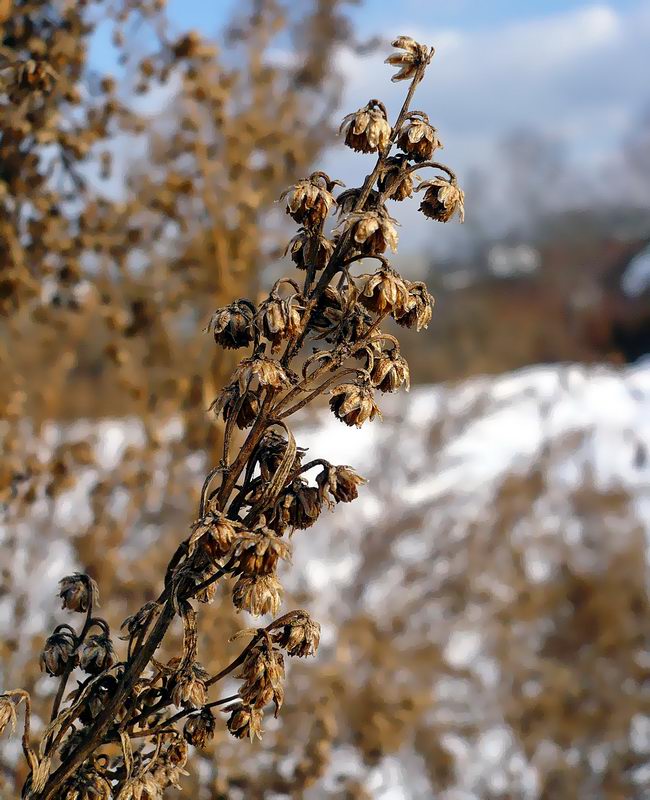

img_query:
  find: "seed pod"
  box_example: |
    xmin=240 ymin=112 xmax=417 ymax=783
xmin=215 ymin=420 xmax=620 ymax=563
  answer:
xmin=370 ymin=349 xmax=410 ymax=393
xmin=359 ymin=267 xmax=410 ymax=316
xmin=232 ymin=574 xmax=283 ymax=617
xmin=59 ymin=573 xmax=99 ymax=613
xmin=207 ymin=300 xmax=255 ymax=349
xmin=171 ymin=662 xmax=209 ymax=709
xmin=394 ymin=281 xmax=435 ymax=330
xmin=40 ymin=629 xmax=77 ymax=676
xmin=233 ymin=530 xmax=292 ymax=576
xmin=317 ymin=465 xmax=366 ymax=505
xmin=226 ymin=703 xmax=263 ymax=741
xmin=338 ymin=210 xmax=398 ymax=256
xmin=385 ymin=36 xmax=433 ymax=82
xmin=280 ymin=173 xmax=336 ymax=228
xmin=417 ymin=177 xmax=465 ymax=222
xmin=397 ymin=113 xmax=442 ymax=161
xmin=183 ymin=706 xmax=216 ymax=748
xmin=329 ymin=383 xmax=381 ymax=428
xmin=271 ymin=611 xmax=321 ymax=658
xmin=79 ymin=632 xmax=114 ymax=675
xmin=339 ymin=101 xmax=391 ymax=153
xmin=377 ymin=156 xmax=415 ymax=201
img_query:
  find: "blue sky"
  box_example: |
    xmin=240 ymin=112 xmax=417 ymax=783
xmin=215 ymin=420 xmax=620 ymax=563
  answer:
xmin=89 ymin=1 xmax=650 ymax=255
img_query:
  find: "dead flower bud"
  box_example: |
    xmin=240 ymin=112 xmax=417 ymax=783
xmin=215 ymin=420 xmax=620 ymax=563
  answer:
xmin=41 ymin=629 xmax=77 ymax=676
xmin=207 ymin=300 xmax=255 ymax=349
xmin=171 ymin=662 xmax=209 ymax=709
xmin=59 ymin=573 xmax=99 ymax=613
xmin=79 ymin=632 xmax=115 ymax=675
xmin=339 ymin=210 xmax=399 ymax=255
xmin=330 ymin=383 xmax=381 ymax=428
xmin=359 ymin=267 xmax=410 ymax=316
xmin=234 ymin=355 xmax=290 ymax=394
xmin=371 ymin=349 xmax=410 ymax=393
xmin=280 ymin=173 xmax=335 ymax=228
xmin=232 ymin=574 xmax=283 ymax=617
xmin=340 ymin=100 xmax=391 ymax=154
xmin=378 ymin=157 xmax=415 ymax=201
xmin=226 ymin=703 xmax=263 ymax=741
xmin=233 ymin=530 xmax=292 ymax=576
xmin=0 ymin=696 xmax=18 ymax=737
xmin=272 ymin=611 xmax=321 ymax=658
xmin=397 ymin=113 xmax=442 ymax=161
xmin=395 ymin=280 xmax=435 ymax=330
xmin=237 ymin=641 xmax=285 ymax=714
xmin=188 ymin=510 xmax=237 ymax=560
xmin=211 ymin=383 xmax=260 ymax=429
xmin=317 ymin=465 xmax=366 ymax=505
xmin=385 ymin=36 xmax=433 ymax=82
xmin=183 ymin=706 xmax=216 ymax=748
xmin=285 ymin=229 xmax=334 ymax=271
xmin=417 ymin=177 xmax=465 ymax=223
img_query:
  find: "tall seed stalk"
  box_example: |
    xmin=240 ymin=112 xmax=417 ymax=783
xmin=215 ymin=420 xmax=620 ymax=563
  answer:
xmin=0 ymin=35 xmax=464 ymax=799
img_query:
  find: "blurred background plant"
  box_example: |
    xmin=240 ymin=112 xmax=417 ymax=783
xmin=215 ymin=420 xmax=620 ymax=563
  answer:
xmin=1 ymin=0 xmax=649 ymax=798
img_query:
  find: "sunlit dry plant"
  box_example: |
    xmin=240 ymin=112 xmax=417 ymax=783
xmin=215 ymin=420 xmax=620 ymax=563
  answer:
xmin=1 ymin=34 xmax=463 ymax=798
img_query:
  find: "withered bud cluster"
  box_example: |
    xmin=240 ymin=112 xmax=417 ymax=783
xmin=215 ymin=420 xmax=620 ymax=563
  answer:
xmin=9 ymin=34 xmax=464 ymax=800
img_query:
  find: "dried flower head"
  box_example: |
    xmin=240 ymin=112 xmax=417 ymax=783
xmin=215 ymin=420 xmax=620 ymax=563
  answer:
xmin=171 ymin=662 xmax=209 ymax=709
xmin=0 ymin=696 xmax=18 ymax=737
xmin=61 ymin=764 xmax=112 ymax=800
xmin=233 ymin=529 xmax=292 ymax=576
xmin=210 ymin=383 xmax=260 ymax=429
xmin=317 ymin=465 xmax=366 ymax=505
xmin=183 ymin=706 xmax=216 ymax=748
xmin=340 ymin=100 xmax=391 ymax=154
xmin=207 ymin=300 xmax=255 ymax=350
xmin=226 ymin=703 xmax=263 ymax=741
xmin=188 ymin=510 xmax=237 ymax=560
xmin=40 ymin=629 xmax=77 ymax=677
xmin=359 ymin=267 xmax=410 ymax=316
xmin=285 ymin=229 xmax=334 ymax=271
xmin=59 ymin=573 xmax=99 ymax=613
xmin=79 ymin=632 xmax=115 ymax=675
xmin=377 ymin=156 xmax=415 ymax=201
xmin=280 ymin=172 xmax=336 ymax=228
xmin=370 ymin=348 xmax=410 ymax=393
xmin=393 ymin=280 xmax=435 ymax=331
xmin=256 ymin=431 xmax=305 ymax=481
xmin=272 ymin=480 xmax=322 ymax=532
xmin=385 ymin=36 xmax=433 ymax=82
xmin=232 ymin=574 xmax=283 ymax=617
xmin=329 ymin=383 xmax=381 ymax=428
xmin=271 ymin=611 xmax=321 ymax=658
xmin=237 ymin=640 xmax=285 ymax=714
xmin=339 ymin=210 xmax=399 ymax=255
xmin=234 ymin=355 xmax=290 ymax=394
xmin=397 ymin=113 xmax=442 ymax=161
xmin=417 ymin=177 xmax=465 ymax=222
